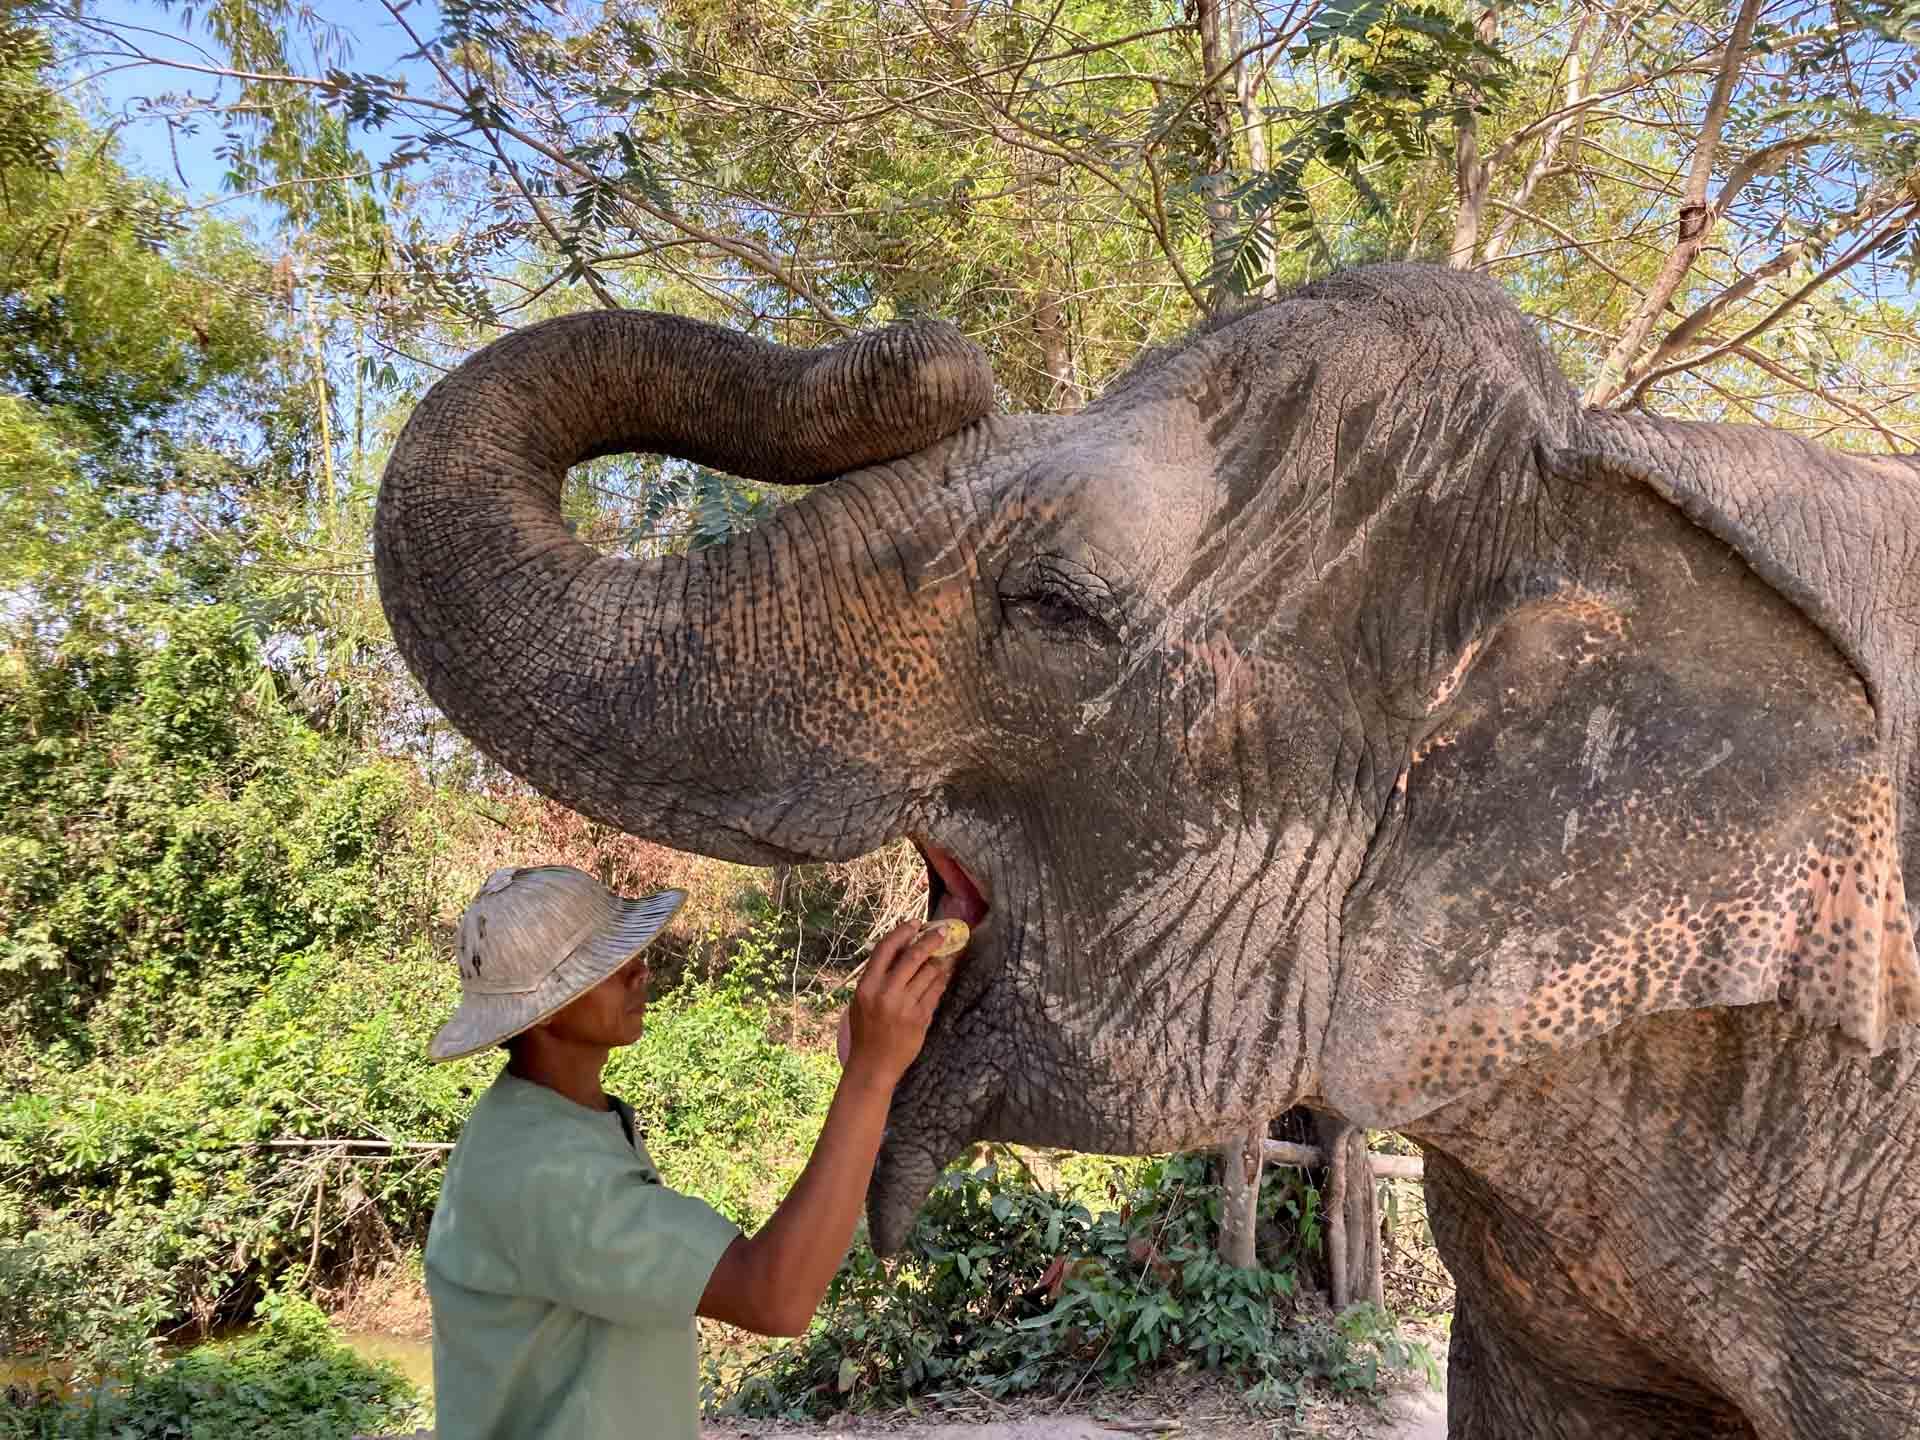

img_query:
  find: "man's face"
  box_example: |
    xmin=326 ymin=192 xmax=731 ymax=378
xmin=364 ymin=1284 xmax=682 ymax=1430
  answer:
xmin=538 ymin=950 xmax=651 ymax=1049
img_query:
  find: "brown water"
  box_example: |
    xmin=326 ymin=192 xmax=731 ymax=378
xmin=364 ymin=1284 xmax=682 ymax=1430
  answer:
xmin=2 ymin=1330 xmax=435 ymax=1398
xmin=338 ymin=1331 xmax=434 ymax=1392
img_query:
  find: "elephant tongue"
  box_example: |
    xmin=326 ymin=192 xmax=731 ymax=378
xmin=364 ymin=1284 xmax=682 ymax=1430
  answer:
xmin=934 ymin=891 xmax=977 ymax=925
xmin=835 ymin=843 xmax=985 ymax=1068
xmin=922 ymin=841 xmax=989 ymax=927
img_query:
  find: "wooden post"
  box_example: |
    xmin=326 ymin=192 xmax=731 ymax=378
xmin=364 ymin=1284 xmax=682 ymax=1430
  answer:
xmin=1315 ymin=1115 xmax=1383 ymax=1311
xmin=1219 ymin=1124 xmax=1418 ymax=1289
xmin=1216 ymin=1125 xmax=1265 ymax=1268
xmin=1324 ymin=1125 xmax=1349 ymax=1309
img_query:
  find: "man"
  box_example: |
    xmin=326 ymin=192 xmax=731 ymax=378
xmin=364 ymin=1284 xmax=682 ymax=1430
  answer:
xmin=423 ymin=864 xmax=956 ymax=1439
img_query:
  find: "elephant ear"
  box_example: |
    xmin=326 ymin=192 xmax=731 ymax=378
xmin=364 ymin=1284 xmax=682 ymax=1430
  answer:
xmin=1569 ymin=410 xmax=1920 ymax=1052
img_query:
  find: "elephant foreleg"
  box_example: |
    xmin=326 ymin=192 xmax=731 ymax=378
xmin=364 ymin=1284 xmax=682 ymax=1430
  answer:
xmin=1446 ymin=1291 xmax=1756 ymax=1440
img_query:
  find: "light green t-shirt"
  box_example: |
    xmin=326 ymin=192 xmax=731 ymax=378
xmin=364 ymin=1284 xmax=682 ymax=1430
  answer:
xmin=426 ymin=1070 xmax=741 ymax=1440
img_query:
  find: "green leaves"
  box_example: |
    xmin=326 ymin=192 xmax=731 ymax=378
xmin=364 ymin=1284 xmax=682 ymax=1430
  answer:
xmin=1203 ymin=0 xmax=1514 ymax=298
xmin=0 ymin=1288 xmax=425 ymax=1438
xmin=604 ymin=921 xmax=839 ymax=1228
xmin=0 ymin=601 xmax=425 ymax=1047
xmin=735 ymin=1151 xmax=1433 ymax=1418
xmin=0 ymin=22 xmax=57 ymax=173
xmin=0 ymin=39 xmax=293 ymax=633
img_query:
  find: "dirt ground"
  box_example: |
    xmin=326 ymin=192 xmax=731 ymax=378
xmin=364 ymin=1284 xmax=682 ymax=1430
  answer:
xmin=370 ymin=1389 xmax=1446 ymax=1440
xmin=704 ymin=1401 xmax=1446 ymax=1439
xmin=368 ymin=1371 xmax=1447 ymax=1440
xmin=701 ymin=1367 xmax=1448 ymax=1440
xmin=348 ymin=1266 xmax=1452 ymax=1440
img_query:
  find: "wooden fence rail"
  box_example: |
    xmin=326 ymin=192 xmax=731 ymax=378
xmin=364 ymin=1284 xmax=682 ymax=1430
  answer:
xmin=238 ymin=1130 xmax=1417 ymax=1308
xmin=1259 ymin=1138 xmax=1425 ymax=1180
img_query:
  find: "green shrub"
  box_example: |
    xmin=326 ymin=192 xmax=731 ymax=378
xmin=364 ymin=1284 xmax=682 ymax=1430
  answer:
xmin=0 ymin=603 xmax=434 ymax=1061
xmin=0 ymin=943 xmax=472 ymax=1354
xmin=0 ymin=1196 xmax=173 ymax=1385
xmin=0 ymin=1292 xmax=424 ymax=1440
xmin=1 ymin=598 xmax=487 ymax=1346
xmin=0 ymin=924 xmax=838 ymax=1358
xmin=727 ymin=1151 xmax=1436 ymax=1420
xmin=607 ymin=920 xmax=838 ymax=1227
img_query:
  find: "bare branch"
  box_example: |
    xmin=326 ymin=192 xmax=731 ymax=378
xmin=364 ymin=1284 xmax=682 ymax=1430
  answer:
xmin=1481 ymin=6 xmax=1595 ymax=264
xmin=1725 ymin=344 xmax=1919 ymax=450
xmin=381 ymin=0 xmax=623 ymax=310
xmin=1621 ymin=203 xmax=1919 ymax=407
xmin=1643 ymin=171 xmax=1920 ymax=368
xmin=179 ymin=171 xmax=375 ymax=214
xmin=70 ymin=37 xmax=853 ymax=331
xmin=1584 ymin=0 xmax=1766 ymax=406
xmin=1481 ymin=51 xmax=1719 ymax=175
xmin=1486 ymin=198 xmax=1645 ymax=295
xmin=1711 ymin=136 xmax=1824 ymax=215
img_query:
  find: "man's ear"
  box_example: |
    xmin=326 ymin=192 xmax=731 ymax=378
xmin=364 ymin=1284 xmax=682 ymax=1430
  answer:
xmin=1560 ymin=411 xmax=1920 ymax=1053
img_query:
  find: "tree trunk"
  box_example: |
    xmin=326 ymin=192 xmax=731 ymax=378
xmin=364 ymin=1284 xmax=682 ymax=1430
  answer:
xmin=1217 ymin=1124 xmax=1264 ymax=1267
xmin=1316 ymin=1112 xmax=1383 ymax=1310
xmin=1033 ymin=283 xmax=1079 ymax=411
xmin=1447 ymin=3 xmax=1502 ymax=268
xmin=1236 ymin=1 xmax=1277 ymax=298
xmin=1195 ymin=0 xmax=1240 ymax=307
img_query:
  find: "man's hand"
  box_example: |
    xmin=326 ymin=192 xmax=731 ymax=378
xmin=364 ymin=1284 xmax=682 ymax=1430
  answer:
xmin=839 ymin=921 xmax=955 ymax=1084
xmin=700 ymin=921 xmax=956 ymax=1337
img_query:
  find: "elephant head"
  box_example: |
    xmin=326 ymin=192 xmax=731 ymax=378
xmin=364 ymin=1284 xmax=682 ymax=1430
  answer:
xmin=375 ymin=265 xmax=1920 ymax=1251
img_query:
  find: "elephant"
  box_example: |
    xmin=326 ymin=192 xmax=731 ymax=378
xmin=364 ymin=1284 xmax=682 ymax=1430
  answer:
xmin=373 ymin=264 xmax=1920 ymax=1439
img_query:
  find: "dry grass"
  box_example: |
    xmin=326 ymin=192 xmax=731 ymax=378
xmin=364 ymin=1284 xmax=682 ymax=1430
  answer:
xmin=428 ymin=784 xmax=770 ymax=980
xmin=1379 ymin=1179 xmax=1453 ymax=1327
xmin=772 ymin=841 xmax=930 ymax=971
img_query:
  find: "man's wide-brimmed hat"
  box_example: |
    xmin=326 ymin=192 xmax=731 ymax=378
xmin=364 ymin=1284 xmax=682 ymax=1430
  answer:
xmin=429 ymin=866 xmax=686 ymax=1062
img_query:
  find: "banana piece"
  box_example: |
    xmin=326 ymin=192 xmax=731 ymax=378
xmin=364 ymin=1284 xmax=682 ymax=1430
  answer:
xmin=914 ymin=917 xmax=970 ymax=958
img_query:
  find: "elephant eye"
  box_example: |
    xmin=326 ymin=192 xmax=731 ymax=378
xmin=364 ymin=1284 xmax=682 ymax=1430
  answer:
xmin=1000 ymin=556 xmax=1121 ymax=647
xmin=1011 ymin=587 xmax=1087 ymax=628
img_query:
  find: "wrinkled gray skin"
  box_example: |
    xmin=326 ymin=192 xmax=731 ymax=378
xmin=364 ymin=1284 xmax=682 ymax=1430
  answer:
xmin=375 ymin=265 xmax=1920 ymax=1439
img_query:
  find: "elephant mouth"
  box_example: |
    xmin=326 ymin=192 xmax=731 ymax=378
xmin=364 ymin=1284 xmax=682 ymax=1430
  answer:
xmin=916 ymin=838 xmax=991 ymax=935
xmin=871 ymin=838 xmax=1001 ymax=1251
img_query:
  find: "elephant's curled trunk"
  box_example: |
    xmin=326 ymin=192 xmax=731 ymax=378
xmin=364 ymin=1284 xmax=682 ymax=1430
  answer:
xmin=373 ymin=310 xmax=995 ymax=861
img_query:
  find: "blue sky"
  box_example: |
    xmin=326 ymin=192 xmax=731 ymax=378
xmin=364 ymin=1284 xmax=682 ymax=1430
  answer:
xmin=61 ymin=0 xmax=1918 ymax=330
xmin=71 ymin=0 xmax=436 ymax=236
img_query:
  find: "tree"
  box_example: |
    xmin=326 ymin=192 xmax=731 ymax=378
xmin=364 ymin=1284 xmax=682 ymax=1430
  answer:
xmin=1433 ymin=0 xmax=1919 ymax=441
xmin=0 ymin=22 xmax=287 ymax=608
xmin=30 ymin=0 xmax=1917 ymax=444
xmin=35 ymin=0 xmax=1508 ymax=394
